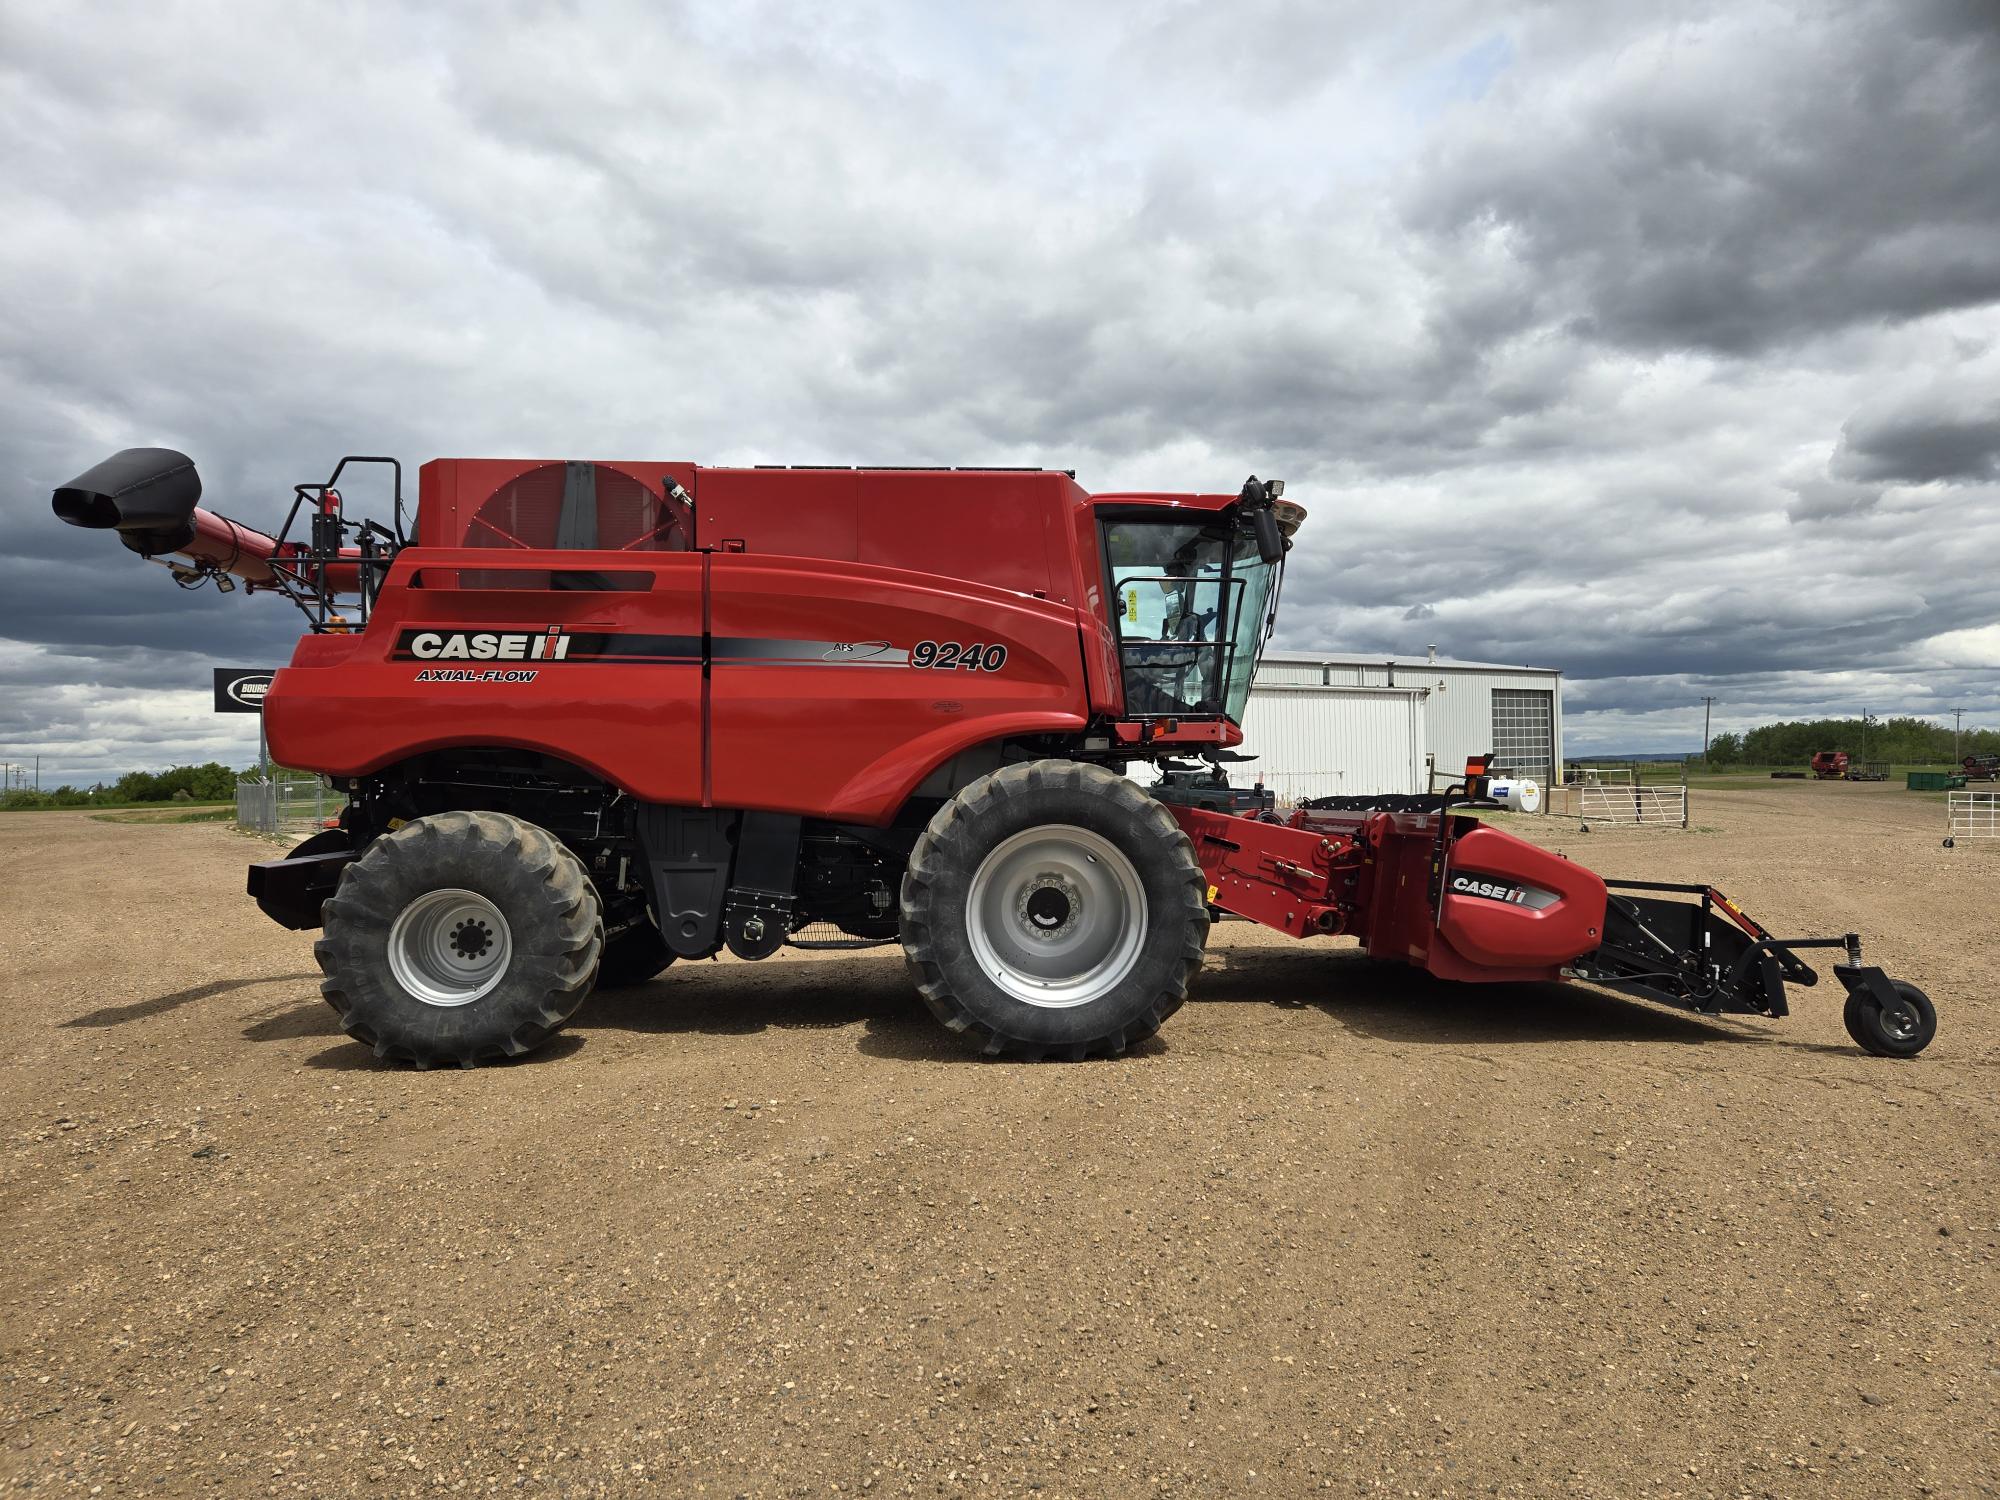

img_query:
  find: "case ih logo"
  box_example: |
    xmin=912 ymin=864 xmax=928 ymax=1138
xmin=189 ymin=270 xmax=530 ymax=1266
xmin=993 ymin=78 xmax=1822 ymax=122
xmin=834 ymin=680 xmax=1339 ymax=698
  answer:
xmin=1451 ymin=875 xmax=1530 ymax=905
xmin=396 ymin=627 xmax=572 ymax=662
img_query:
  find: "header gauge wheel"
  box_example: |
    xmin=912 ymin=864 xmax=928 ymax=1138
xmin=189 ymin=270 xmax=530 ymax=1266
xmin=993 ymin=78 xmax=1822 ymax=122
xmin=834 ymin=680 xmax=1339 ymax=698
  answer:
xmin=1843 ymin=979 xmax=1936 ymax=1058
xmin=901 ymin=760 xmax=1209 ymax=1059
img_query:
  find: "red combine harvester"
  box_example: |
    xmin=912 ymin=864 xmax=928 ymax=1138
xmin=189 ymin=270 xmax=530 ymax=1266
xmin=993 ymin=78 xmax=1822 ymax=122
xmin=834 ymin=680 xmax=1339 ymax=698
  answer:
xmin=1962 ymin=754 xmax=1999 ymax=782
xmin=54 ymin=449 xmax=1936 ymax=1063
xmin=1810 ymin=750 xmax=1850 ymax=779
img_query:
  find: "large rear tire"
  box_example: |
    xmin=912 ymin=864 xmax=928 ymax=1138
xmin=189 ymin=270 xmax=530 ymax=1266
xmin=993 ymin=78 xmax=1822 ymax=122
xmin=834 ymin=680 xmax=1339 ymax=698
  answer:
xmin=900 ymin=760 xmax=1208 ymax=1059
xmin=315 ymin=811 xmax=603 ymax=1068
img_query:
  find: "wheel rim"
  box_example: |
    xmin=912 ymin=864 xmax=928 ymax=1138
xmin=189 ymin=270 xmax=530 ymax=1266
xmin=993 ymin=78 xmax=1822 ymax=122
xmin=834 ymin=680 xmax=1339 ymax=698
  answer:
xmin=965 ymin=824 xmax=1146 ymax=1009
xmin=1877 ymin=1000 xmax=1920 ymax=1042
xmin=386 ymin=888 xmax=513 ymax=1008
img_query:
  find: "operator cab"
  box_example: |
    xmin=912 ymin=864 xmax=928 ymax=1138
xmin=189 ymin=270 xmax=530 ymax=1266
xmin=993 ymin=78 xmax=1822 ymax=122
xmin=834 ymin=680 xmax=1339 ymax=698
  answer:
xmin=1098 ymin=477 xmax=1301 ymax=725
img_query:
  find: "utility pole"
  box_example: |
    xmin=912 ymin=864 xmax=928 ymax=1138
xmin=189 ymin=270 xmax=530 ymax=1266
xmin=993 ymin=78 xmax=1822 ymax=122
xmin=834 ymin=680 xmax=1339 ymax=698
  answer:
xmin=1700 ymin=696 xmax=1716 ymax=764
xmin=1861 ymin=709 xmax=1875 ymax=765
xmin=1949 ymin=706 xmax=1966 ymax=764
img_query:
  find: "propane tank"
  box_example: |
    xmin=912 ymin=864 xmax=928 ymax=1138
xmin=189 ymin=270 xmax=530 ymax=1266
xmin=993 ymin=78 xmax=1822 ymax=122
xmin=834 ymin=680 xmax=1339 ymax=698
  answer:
xmin=1486 ymin=777 xmax=1543 ymax=814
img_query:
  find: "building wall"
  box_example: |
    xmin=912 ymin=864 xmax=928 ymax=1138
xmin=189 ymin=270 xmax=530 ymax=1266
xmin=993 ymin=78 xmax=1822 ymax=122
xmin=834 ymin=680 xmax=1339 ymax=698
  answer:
xmin=1422 ymin=674 xmax=1563 ymax=783
xmin=1235 ymin=686 xmax=1430 ymax=800
xmin=1244 ymin=656 xmax=1564 ymax=796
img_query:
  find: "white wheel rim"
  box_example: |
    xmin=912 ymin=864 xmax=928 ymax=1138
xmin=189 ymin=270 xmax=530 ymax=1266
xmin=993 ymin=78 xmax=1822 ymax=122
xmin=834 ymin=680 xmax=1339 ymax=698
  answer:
xmin=387 ymin=888 xmax=513 ymax=1007
xmin=965 ymin=824 xmax=1146 ymax=1009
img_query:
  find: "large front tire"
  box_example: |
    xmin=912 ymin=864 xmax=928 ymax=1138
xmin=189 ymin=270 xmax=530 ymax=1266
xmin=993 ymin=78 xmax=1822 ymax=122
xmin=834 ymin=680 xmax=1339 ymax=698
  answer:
xmin=900 ymin=761 xmax=1208 ymax=1059
xmin=315 ymin=811 xmax=604 ymax=1068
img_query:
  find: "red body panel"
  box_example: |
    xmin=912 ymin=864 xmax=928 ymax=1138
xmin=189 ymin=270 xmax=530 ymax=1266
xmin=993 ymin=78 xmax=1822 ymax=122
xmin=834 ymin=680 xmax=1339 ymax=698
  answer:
xmin=264 ymin=550 xmax=707 ymax=804
xmin=706 ymin=554 xmax=1089 ymax=822
xmin=698 ymin=468 xmax=1086 ymax=604
xmin=1431 ymin=825 xmax=1607 ymax=982
xmin=263 ymin=463 xmax=1237 ymax=824
xmin=418 ymin=459 xmax=700 ymax=549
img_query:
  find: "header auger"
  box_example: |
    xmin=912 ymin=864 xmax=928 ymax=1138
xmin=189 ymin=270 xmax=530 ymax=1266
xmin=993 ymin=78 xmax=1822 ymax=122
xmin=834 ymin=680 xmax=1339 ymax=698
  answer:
xmin=55 ymin=448 xmax=1935 ymax=1064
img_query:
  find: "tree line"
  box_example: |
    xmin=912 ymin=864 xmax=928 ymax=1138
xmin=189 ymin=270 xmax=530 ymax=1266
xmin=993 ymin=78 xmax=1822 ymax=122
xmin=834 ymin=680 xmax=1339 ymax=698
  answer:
xmin=0 ymin=761 xmax=264 ymax=809
xmin=1704 ymin=716 xmax=2000 ymax=767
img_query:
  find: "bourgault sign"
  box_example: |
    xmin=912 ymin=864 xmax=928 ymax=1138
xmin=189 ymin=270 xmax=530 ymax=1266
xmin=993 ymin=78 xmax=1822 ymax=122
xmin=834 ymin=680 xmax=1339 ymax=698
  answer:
xmin=213 ymin=668 xmax=275 ymax=714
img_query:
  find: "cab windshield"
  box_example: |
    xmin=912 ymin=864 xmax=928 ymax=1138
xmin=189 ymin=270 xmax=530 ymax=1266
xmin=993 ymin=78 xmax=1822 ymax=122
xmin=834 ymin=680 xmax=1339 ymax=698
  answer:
xmin=1101 ymin=515 xmax=1281 ymax=724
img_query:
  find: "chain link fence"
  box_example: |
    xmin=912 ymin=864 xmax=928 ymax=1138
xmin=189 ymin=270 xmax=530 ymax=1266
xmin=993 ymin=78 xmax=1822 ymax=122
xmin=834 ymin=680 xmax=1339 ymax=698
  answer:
xmin=236 ymin=777 xmax=346 ymax=836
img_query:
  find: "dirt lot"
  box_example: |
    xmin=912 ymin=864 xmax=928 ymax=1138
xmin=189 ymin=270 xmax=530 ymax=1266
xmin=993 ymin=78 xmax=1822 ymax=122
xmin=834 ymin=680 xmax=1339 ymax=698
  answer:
xmin=2 ymin=785 xmax=1994 ymax=1498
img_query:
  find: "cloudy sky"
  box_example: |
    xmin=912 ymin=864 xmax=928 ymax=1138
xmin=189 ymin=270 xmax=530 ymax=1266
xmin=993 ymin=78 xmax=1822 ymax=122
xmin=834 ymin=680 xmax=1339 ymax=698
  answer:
xmin=3 ymin=0 xmax=1996 ymax=785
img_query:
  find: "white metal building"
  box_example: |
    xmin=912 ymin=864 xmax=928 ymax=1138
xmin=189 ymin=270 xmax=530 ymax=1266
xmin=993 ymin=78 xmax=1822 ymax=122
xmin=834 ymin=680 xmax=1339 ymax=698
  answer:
xmin=1238 ymin=648 xmax=1564 ymax=802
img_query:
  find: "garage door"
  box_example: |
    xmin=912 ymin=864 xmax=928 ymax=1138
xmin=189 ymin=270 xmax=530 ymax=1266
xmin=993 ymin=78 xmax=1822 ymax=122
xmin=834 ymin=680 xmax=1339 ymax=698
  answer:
xmin=1235 ymin=687 xmax=1427 ymax=801
xmin=1491 ymin=688 xmax=1554 ymax=782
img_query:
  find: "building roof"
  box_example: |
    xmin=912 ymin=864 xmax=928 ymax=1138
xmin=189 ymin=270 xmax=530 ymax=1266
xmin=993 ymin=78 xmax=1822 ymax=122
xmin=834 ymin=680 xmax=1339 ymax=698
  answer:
xmin=1259 ymin=648 xmax=1561 ymax=675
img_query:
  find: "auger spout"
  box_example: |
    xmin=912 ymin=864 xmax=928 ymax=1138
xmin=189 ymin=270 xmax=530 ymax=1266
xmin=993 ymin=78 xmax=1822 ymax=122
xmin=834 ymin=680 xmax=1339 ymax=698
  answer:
xmin=53 ymin=447 xmax=361 ymax=592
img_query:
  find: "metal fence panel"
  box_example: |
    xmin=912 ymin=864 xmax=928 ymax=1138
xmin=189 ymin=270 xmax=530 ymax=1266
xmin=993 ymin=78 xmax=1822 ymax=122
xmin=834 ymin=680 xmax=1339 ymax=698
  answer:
xmin=1579 ymin=783 xmax=1689 ymax=827
xmin=1947 ymin=790 xmax=1999 ymax=841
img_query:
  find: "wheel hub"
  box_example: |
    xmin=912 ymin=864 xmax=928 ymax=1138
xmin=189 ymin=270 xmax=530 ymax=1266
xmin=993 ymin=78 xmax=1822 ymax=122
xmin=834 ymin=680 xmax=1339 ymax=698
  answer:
xmin=1020 ymin=877 xmax=1079 ymax=940
xmin=387 ymin=888 xmax=513 ymax=1008
xmin=1880 ymin=1004 xmax=1918 ymax=1040
xmin=450 ymin=918 xmax=495 ymax=960
xmin=966 ymin=825 xmax=1147 ymax=1009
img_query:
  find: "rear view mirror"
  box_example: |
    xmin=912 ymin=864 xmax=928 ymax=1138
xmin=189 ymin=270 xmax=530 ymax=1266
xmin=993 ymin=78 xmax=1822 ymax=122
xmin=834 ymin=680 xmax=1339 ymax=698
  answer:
xmin=1252 ymin=505 xmax=1284 ymax=563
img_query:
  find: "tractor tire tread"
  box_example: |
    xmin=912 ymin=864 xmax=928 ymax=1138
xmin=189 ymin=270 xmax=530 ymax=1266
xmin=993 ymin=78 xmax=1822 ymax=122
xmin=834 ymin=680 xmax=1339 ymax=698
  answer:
xmin=901 ymin=759 xmax=1207 ymax=1060
xmin=315 ymin=810 xmax=603 ymax=1068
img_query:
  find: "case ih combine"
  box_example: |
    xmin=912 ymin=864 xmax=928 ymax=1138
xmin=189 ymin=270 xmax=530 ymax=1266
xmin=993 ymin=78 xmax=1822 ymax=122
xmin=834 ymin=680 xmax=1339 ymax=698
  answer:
xmin=54 ymin=449 xmax=1936 ymax=1064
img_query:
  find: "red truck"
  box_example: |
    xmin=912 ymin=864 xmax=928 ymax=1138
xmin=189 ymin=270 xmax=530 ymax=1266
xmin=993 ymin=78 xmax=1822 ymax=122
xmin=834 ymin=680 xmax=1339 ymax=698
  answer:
xmin=54 ymin=449 xmax=1937 ymax=1064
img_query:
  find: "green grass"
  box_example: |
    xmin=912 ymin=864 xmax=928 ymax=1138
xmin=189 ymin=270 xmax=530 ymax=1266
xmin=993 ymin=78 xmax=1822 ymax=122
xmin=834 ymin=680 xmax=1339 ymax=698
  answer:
xmin=1 ymin=798 xmax=235 ymax=814
xmin=88 ymin=806 xmax=239 ymax=825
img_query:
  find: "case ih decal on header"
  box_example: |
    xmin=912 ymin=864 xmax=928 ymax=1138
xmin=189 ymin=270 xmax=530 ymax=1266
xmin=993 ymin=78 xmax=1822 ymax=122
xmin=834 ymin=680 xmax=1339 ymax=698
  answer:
xmin=52 ymin=447 xmax=1936 ymax=1067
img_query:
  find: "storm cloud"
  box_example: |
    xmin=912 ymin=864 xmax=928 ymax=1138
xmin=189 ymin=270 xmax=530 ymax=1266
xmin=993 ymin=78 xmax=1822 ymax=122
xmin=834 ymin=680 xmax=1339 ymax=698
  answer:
xmin=1 ymin=0 xmax=1995 ymax=783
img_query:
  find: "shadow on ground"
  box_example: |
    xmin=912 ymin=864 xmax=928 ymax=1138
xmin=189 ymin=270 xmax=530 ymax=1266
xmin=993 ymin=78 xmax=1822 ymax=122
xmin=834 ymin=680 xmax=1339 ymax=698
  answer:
xmin=580 ymin=956 xmax=964 ymax=1063
xmin=236 ymin=942 xmax=1779 ymax=1071
xmin=1194 ymin=946 xmax=1763 ymax=1049
xmin=64 ymin=973 xmax=320 ymax=1029
xmin=299 ymin=1032 xmax=588 ymax=1071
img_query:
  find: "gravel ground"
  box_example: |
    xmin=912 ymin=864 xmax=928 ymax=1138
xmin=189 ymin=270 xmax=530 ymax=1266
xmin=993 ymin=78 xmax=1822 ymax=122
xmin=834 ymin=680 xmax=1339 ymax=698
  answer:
xmin=1 ymin=784 xmax=1994 ymax=1498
